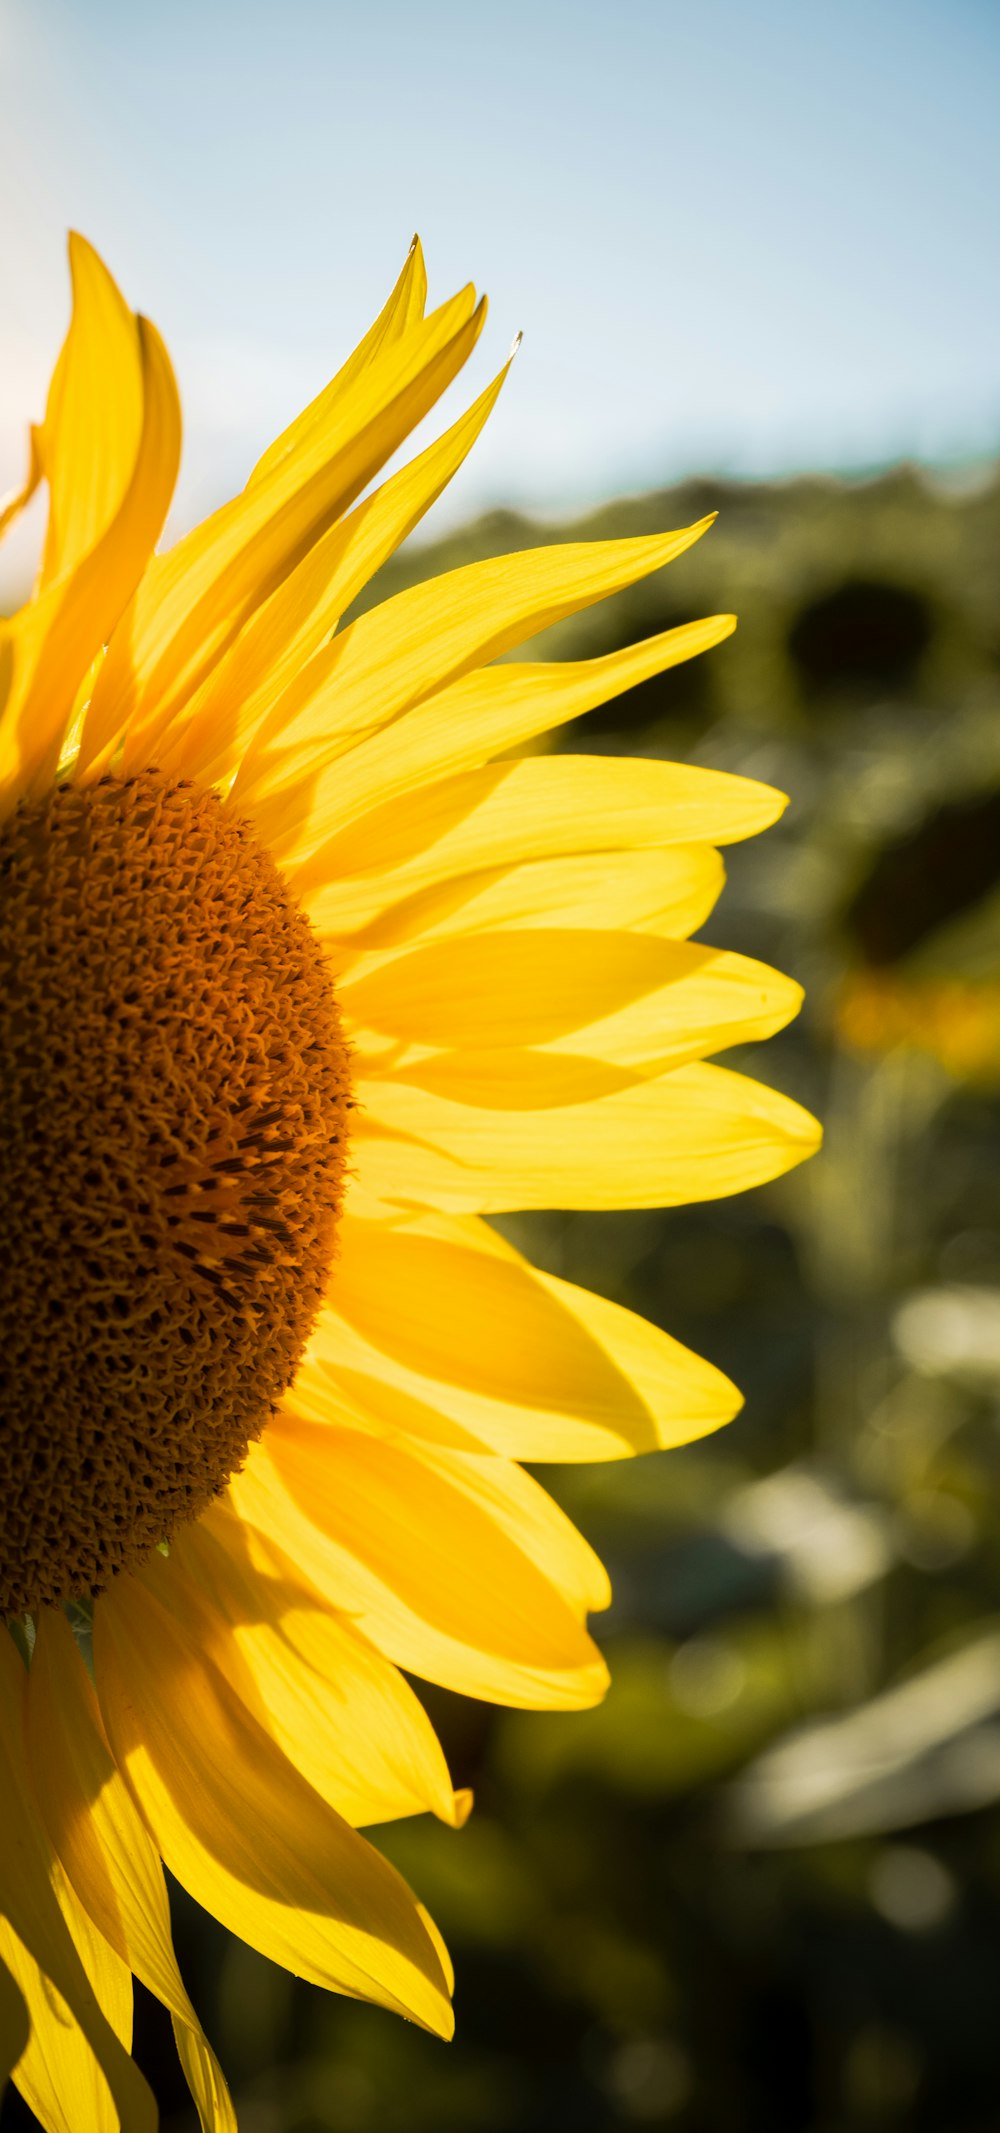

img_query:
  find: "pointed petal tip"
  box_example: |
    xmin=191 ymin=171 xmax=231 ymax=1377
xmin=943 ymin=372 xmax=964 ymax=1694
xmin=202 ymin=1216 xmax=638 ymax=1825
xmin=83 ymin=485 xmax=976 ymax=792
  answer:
xmin=66 ymin=228 xmax=99 ymax=274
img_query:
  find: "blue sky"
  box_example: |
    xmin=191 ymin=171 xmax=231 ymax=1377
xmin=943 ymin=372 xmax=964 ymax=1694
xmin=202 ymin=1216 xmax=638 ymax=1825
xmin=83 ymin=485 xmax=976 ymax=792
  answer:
xmin=1 ymin=0 xmax=997 ymax=554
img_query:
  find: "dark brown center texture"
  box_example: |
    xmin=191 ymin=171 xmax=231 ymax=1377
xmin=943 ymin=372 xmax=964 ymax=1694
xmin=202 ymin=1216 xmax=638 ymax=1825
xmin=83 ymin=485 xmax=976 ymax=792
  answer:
xmin=0 ymin=772 xmax=351 ymax=1616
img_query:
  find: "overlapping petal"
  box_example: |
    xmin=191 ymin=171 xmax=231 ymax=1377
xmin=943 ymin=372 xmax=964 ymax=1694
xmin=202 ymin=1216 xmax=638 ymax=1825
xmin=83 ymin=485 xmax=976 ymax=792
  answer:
xmin=230 ymin=1413 xmax=610 ymax=1708
xmin=29 ymin=1611 xmax=235 ymax=2133
xmin=0 ymin=1959 xmax=29 ymax=2097
xmin=0 ymin=1873 xmax=131 ymax=2133
xmin=95 ymin=1571 xmax=455 ymax=2036
xmin=243 ymin=525 xmax=717 ymax=859
xmin=77 ymin=270 xmax=485 ymax=777
xmin=352 ymin=1057 xmax=820 ymax=1212
xmin=327 ymin=843 xmax=726 ymax=960
xmin=159 ymin=358 xmax=514 ymax=788
xmin=248 ymin=618 xmax=735 ymax=860
xmin=304 ymin=1207 xmax=741 ymax=1461
xmin=0 ymin=1635 xmax=155 ymax=2133
xmin=295 ymin=755 xmax=785 ymax=935
xmin=152 ymin=1511 xmax=468 ymax=1830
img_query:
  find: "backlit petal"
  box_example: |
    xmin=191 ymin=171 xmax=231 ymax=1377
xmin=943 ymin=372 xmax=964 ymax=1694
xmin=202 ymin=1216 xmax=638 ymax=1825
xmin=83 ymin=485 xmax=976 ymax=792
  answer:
xmin=29 ymin=1610 xmax=235 ymax=2133
xmin=165 ymin=359 xmax=511 ymax=789
xmin=340 ymin=929 xmax=801 ymax=1062
xmin=327 ymin=844 xmax=725 ymax=954
xmin=248 ymin=237 xmax=428 ymax=489
xmin=295 ymin=755 xmax=785 ymax=933
xmin=250 ymin=525 xmax=716 ymax=862
xmin=0 ymin=1864 xmax=131 ymax=2133
xmin=78 ymin=283 xmax=485 ymax=777
xmin=239 ymin=612 xmax=735 ymax=846
xmin=1 ymin=314 xmax=180 ymax=809
xmin=231 ymin=1412 xmax=610 ymax=1707
xmin=281 ymin=1358 xmax=611 ymax=1613
xmin=0 ymin=425 xmax=43 ymax=545
xmin=0 ymin=1958 xmax=28 ymax=2095
xmin=305 ymin=1206 xmax=741 ymax=1461
xmin=154 ymin=1511 xmax=464 ymax=1829
xmin=37 ymin=233 xmax=145 ymax=590
xmin=0 ymin=1634 xmax=154 ymax=2133
xmin=95 ymin=1573 xmax=455 ymax=2037
xmin=352 ymin=1059 xmax=821 ymax=1212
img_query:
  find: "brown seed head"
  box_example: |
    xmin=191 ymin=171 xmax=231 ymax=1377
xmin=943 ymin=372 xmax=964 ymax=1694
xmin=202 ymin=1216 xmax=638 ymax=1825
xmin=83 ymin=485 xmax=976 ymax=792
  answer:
xmin=0 ymin=771 xmax=351 ymax=1615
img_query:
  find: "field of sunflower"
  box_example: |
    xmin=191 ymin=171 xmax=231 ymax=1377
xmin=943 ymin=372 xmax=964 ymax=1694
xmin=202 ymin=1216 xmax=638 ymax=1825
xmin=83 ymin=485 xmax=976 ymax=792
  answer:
xmin=1 ymin=244 xmax=998 ymax=2133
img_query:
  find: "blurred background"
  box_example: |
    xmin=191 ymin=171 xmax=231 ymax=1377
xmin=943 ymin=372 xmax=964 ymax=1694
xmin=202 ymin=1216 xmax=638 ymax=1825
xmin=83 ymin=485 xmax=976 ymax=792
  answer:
xmin=3 ymin=1 xmax=1000 ymax=2128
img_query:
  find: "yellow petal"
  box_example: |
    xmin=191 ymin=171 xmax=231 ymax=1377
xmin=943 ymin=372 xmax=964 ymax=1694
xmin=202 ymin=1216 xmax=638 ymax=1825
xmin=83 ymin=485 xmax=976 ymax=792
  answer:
xmin=249 ymin=236 xmax=428 ymax=489
xmin=0 ymin=1635 xmax=154 ymax=2133
xmin=307 ymin=1206 xmax=740 ymax=1461
xmin=352 ymin=1058 xmax=821 ymax=1212
xmin=282 ymin=1357 xmax=610 ymax=1614
xmin=250 ymin=523 xmax=716 ymax=862
xmin=94 ymin=1573 xmax=455 ymax=2037
xmin=0 ymin=314 xmax=180 ymax=809
xmin=341 ymin=930 xmax=800 ymax=1063
xmin=37 ymin=233 xmax=145 ymax=590
xmin=153 ymin=1509 xmax=464 ymax=1829
xmin=361 ymin=962 xmax=803 ymax=1105
xmin=0 ymin=1957 xmax=29 ymax=2091
xmin=329 ymin=844 xmax=726 ymax=954
xmin=0 ymin=424 xmax=43 ymax=544
xmin=295 ymin=754 xmax=786 ymax=933
xmin=231 ymin=1412 xmax=609 ymax=1709
xmin=544 ymin=943 xmax=802 ymax=1072
xmin=0 ymin=1879 xmax=129 ymax=2133
xmin=78 ymin=281 xmax=485 ymax=778
xmin=238 ymin=611 xmax=735 ymax=843
xmin=164 ymin=358 xmax=511 ymax=790
xmin=29 ymin=1610 xmax=235 ymax=2133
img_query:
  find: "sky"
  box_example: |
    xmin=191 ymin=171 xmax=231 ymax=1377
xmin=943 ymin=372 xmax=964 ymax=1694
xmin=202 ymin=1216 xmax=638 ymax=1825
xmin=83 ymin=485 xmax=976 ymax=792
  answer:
xmin=0 ymin=0 xmax=998 ymax=562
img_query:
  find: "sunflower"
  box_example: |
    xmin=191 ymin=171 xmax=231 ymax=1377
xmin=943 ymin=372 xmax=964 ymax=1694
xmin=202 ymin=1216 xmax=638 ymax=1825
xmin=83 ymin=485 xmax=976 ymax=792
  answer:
xmin=0 ymin=233 xmax=820 ymax=2131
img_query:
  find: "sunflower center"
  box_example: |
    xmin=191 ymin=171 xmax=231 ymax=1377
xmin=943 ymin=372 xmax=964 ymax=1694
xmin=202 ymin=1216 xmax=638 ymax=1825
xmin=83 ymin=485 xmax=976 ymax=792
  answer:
xmin=0 ymin=771 xmax=351 ymax=1617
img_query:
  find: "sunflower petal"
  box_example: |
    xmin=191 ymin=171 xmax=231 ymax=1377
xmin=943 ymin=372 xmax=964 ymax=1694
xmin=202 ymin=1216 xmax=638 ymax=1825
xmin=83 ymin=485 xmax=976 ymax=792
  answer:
xmin=29 ymin=1611 xmax=235 ymax=2133
xmin=329 ymin=843 xmax=726 ymax=954
xmin=340 ymin=930 xmax=801 ymax=1064
xmin=295 ymin=754 xmax=785 ymax=932
xmin=248 ymin=236 xmax=428 ymax=489
xmin=280 ymin=1357 xmax=610 ymax=1613
xmin=0 ymin=1635 xmax=154 ymax=2133
xmin=236 ymin=610 xmax=735 ymax=843
xmin=0 ymin=314 xmax=180 ymax=808
xmin=0 ymin=1870 xmax=131 ymax=2133
xmin=163 ymin=357 xmax=512 ymax=789
xmin=37 ymin=233 xmax=146 ymax=590
xmin=0 ymin=1957 xmax=29 ymax=2092
xmin=304 ymin=1206 xmax=741 ymax=1461
xmin=0 ymin=424 xmax=44 ymax=544
xmin=78 ymin=283 xmax=486 ymax=777
xmin=255 ymin=617 xmax=734 ymax=849
xmin=352 ymin=1059 xmax=821 ymax=1212
xmin=246 ymin=524 xmax=716 ymax=861
xmin=231 ymin=1413 xmax=609 ymax=1708
xmin=94 ymin=1574 xmax=455 ymax=2037
xmin=154 ymin=1510 xmax=464 ymax=1829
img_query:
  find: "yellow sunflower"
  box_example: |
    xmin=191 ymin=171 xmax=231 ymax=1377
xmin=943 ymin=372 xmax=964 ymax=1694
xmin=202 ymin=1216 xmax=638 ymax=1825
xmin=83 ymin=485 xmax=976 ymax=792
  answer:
xmin=0 ymin=234 xmax=820 ymax=2131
